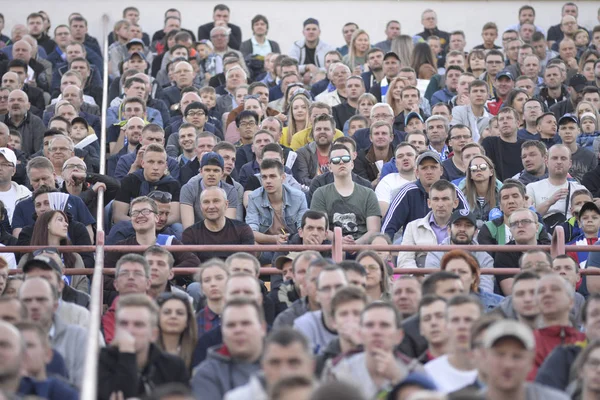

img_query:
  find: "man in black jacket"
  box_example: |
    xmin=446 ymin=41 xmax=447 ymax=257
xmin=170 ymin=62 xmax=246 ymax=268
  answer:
xmin=98 ymin=294 xmax=189 ymax=400
xmin=197 ymin=4 xmax=242 ymax=50
xmin=549 ymin=74 xmax=587 ymax=120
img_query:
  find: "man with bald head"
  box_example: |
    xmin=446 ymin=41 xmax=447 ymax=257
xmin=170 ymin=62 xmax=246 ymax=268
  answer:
xmin=4 ymin=39 xmax=49 ymax=92
xmin=182 ymin=185 xmax=255 ymax=261
xmin=1 ymin=89 xmax=45 ymax=156
xmin=159 ymin=61 xmax=200 ymax=115
xmin=18 ymin=277 xmax=88 ymax=388
xmin=0 ymin=319 xmax=23 ymax=395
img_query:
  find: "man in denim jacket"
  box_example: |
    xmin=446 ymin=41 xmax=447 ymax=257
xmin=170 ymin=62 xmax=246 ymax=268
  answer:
xmin=246 ymin=159 xmax=308 ymax=264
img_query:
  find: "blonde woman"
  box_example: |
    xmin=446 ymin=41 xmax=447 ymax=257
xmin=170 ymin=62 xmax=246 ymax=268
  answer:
xmin=343 ymin=29 xmax=371 ymax=71
xmin=281 ymin=93 xmax=311 ymax=147
xmin=390 ymin=35 xmax=414 ymax=67
xmin=386 ymin=77 xmax=409 ymax=118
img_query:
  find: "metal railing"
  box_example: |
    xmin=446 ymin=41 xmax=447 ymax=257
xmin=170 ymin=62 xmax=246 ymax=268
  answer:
xmin=80 ymin=13 xmax=110 ymax=400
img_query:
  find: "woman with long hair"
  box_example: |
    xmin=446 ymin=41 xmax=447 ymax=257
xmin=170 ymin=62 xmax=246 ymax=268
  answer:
xmin=410 ymin=42 xmax=438 ymax=79
xmin=386 ymin=77 xmax=408 ymax=117
xmin=343 ymin=29 xmax=371 ymax=71
xmin=504 ymin=89 xmax=530 ymax=126
xmin=282 ymin=93 xmax=311 ymax=147
xmin=156 ymin=291 xmax=198 ymax=370
xmin=459 ymin=154 xmax=501 ymax=226
xmin=356 ymin=250 xmax=391 ymax=301
xmin=391 ymin=35 xmax=414 ymax=68
xmin=18 ymin=210 xmax=88 ymax=292
xmin=467 ymin=50 xmax=486 ymax=77
xmin=440 ymin=250 xmax=503 ymax=310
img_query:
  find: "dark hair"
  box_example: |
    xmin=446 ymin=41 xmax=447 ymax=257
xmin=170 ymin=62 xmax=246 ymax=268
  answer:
xmin=361 ymin=301 xmax=403 ymax=329
xmin=337 ymin=260 xmax=367 ymax=277
xmin=499 ymin=178 xmax=526 ymax=198
xmin=422 ymin=271 xmax=461 ymax=296
xmin=301 ymin=210 xmax=329 ymax=230
xmin=123 ymin=76 xmax=145 ymax=89
xmin=485 ymin=49 xmax=505 ymax=62
xmin=582 ymin=293 xmax=600 ymax=325
xmin=251 ymin=14 xmax=269 ymax=30
xmin=447 ymin=294 xmax=484 ymax=314
xmin=223 ymin=297 xmax=265 ymax=324
xmin=333 ymin=136 xmax=357 ymax=153
xmin=328 ymin=143 xmax=351 ymax=158
xmin=519 ymin=5 xmax=535 ymax=16
xmin=331 ymin=286 xmax=368 ymax=317
xmin=260 ymin=159 xmax=284 ymax=175
xmin=235 ymin=110 xmax=259 ymax=127
xmin=30 ymin=210 xmax=76 ymax=268
xmin=430 ymin=179 xmax=456 ymax=196
xmin=213 ymin=4 xmax=230 ymax=12
xmin=145 ymin=383 xmax=193 ymax=400
xmin=445 ymin=65 xmax=464 ymax=76
xmin=265 ymin=326 xmax=310 ymax=352
xmin=312 ymin=113 xmax=336 ymax=132
xmin=260 ymin=142 xmax=283 ymax=159
xmin=418 ymin=294 xmax=447 ymax=312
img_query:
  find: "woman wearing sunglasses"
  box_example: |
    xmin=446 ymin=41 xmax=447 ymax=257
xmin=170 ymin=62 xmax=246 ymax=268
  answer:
xmin=156 ymin=291 xmax=198 ymax=371
xmin=458 ymin=155 xmax=502 ymax=227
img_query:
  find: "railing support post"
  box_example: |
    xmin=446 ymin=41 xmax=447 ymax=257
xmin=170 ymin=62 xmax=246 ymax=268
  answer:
xmin=333 ymin=227 xmax=343 ymax=263
xmin=551 ymin=225 xmax=565 ymax=258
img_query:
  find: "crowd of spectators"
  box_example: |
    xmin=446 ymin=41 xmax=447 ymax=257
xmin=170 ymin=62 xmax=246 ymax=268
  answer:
xmin=1 ymin=3 xmax=600 ymax=399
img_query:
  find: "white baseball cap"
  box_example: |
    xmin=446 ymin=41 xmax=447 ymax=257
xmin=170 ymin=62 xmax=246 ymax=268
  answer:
xmin=0 ymin=147 xmax=17 ymax=166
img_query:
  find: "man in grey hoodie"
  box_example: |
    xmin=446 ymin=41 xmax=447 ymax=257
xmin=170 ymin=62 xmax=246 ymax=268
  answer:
xmin=191 ymin=297 xmax=266 ymax=399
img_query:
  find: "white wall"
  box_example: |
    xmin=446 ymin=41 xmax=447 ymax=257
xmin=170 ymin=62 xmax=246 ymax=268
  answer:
xmin=4 ymin=1 xmax=600 ymax=53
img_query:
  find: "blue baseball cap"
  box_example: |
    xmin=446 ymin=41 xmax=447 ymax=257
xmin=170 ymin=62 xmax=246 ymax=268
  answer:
xmin=558 ymin=114 xmax=578 ymax=126
xmin=495 ymin=70 xmax=514 ymax=81
xmin=387 ymin=373 xmax=437 ymax=400
xmin=405 ymin=111 xmax=424 ymax=127
xmin=200 ymin=152 xmax=224 ymax=170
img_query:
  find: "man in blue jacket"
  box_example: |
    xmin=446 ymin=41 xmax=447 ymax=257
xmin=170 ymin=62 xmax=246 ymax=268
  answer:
xmin=382 ymin=151 xmax=468 ymax=240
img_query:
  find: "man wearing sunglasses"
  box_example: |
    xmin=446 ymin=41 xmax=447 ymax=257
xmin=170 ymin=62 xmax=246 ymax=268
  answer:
xmin=311 ymin=143 xmax=381 ymax=247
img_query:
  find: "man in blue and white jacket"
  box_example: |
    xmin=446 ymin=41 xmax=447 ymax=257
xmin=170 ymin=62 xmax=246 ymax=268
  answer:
xmin=382 ymin=151 xmax=468 ymax=241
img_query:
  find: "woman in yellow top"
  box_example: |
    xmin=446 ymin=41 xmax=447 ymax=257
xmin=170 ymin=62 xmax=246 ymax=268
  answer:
xmin=290 ymin=101 xmax=345 ymax=151
xmin=280 ymin=92 xmax=311 ymax=148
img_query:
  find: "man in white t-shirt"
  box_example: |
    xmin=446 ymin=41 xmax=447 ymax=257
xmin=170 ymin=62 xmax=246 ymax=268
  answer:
xmin=526 ymin=144 xmax=584 ymax=222
xmin=376 ymin=143 xmax=417 ymax=215
xmin=0 ymin=147 xmax=31 ymax=224
xmin=424 ymin=294 xmax=482 ymax=393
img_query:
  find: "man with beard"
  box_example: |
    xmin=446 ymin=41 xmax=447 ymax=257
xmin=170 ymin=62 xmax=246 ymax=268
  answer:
xmin=294 ymin=114 xmax=336 ymax=186
xmin=361 ymin=48 xmax=384 ymax=92
xmin=425 ymin=210 xmax=495 ymax=293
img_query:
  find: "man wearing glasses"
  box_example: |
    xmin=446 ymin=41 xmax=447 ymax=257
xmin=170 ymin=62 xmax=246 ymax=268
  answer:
xmin=494 ymin=208 xmax=549 ymax=296
xmin=311 ymin=143 xmax=381 ymax=247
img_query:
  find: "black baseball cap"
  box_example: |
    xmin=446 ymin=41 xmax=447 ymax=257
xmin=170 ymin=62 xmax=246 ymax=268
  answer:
xmin=496 ymin=70 xmax=514 ymax=81
xmin=383 ymin=51 xmax=400 ymax=62
xmin=579 ymin=202 xmax=600 ymax=217
xmin=568 ymin=74 xmax=588 ymax=92
xmin=449 ymin=209 xmax=477 ymax=226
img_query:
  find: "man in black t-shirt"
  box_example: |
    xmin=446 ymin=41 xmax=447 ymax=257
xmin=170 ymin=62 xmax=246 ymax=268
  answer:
xmin=113 ymin=143 xmax=181 ymax=224
xmin=481 ymin=107 xmax=525 ymax=181
xmin=182 ymin=186 xmax=254 ymax=261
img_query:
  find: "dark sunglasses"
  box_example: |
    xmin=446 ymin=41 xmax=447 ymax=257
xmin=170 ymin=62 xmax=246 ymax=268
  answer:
xmin=33 ymin=247 xmax=60 ymax=256
xmin=330 ymin=155 xmax=352 ymax=165
xmin=148 ymin=190 xmax=173 ymax=203
xmin=469 ymin=163 xmax=489 ymax=172
xmin=156 ymin=291 xmax=190 ymax=306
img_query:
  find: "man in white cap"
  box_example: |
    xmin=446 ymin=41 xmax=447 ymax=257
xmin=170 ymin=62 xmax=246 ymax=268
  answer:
xmin=480 ymin=319 xmax=569 ymax=400
xmin=0 ymin=147 xmax=30 ymax=223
